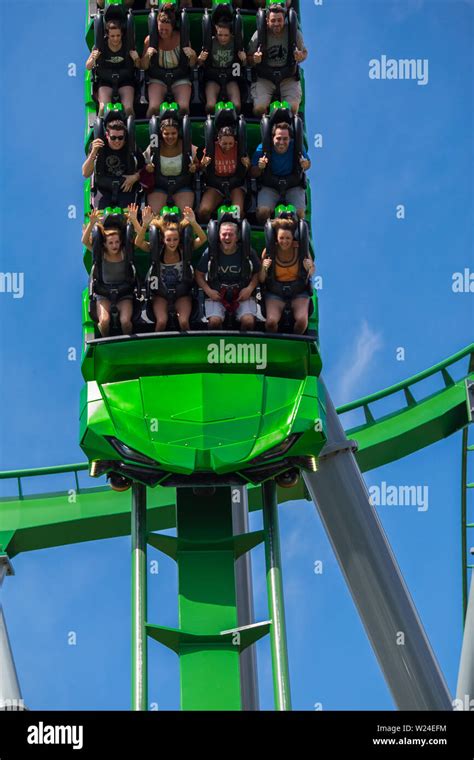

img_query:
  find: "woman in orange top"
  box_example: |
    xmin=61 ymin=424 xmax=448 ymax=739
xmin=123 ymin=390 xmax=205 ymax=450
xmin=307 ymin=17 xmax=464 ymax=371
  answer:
xmin=260 ymin=218 xmax=315 ymax=334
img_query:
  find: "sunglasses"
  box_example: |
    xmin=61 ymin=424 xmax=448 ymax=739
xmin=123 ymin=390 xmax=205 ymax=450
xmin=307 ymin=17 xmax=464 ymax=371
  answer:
xmin=108 ymin=134 xmax=125 ymax=142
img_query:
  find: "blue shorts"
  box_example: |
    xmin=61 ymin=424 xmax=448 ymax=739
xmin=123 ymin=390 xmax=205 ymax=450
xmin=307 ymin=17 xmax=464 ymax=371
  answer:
xmin=266 ymin=292 xmax=310 ymax=303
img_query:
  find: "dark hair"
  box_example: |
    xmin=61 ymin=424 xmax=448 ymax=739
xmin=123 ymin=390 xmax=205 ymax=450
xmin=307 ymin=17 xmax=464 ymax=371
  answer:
xmin=217 ymin=126 xmax=236 ymax=139
xmin=160 ymin=118 xmax=179 ymax=132
xmin=158 ymin=4 xmax=176 ymax=27
xmin=215 ymin=20 xmax=232 ymax=32
xmin=106 ymin=120 xmax=126 ymax=134
xmin=105 ymin=21 xmax=122 ymax=34
xmin=272 ymin=122 xmax=292 ymax=136
xmin=268 ymin=4 xmax=286 ymax=16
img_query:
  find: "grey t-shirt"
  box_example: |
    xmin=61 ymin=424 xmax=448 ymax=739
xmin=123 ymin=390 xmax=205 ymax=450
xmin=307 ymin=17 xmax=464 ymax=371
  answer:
xmin=248 ymin=27 xmax=304 ymax=68
xmin=212 ymin=38 xmax=235 ymax=68
xmin=102 ymin=256 xmax=128 ymax=285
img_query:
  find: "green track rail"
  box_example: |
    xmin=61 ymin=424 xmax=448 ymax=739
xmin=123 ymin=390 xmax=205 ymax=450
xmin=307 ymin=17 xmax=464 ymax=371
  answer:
xmin=1 ymin=344 xmax=472 ymax=560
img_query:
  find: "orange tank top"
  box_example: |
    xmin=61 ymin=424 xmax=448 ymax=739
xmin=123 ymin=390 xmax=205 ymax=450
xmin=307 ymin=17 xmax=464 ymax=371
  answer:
xmin=274 ymin=252 xmax=300 ymax=282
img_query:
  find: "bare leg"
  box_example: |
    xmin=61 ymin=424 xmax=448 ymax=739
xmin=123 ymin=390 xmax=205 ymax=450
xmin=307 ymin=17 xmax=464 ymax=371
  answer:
xmin=96 ymin=299 xmax=111 ymax=337
xmin=119 ymin=85 xmax=135 ymax=116
xmin=230 ymin=187 xmax=246 ymax=218
xmin=239 ymin=314 xmax=255 ymax=332
xmin=208 ymin=316 xmax=223 ymax=330
xmin=118 ymin=299 xmax=133 ymax=335
xmin=147 ymin=82 xmax=167 ymax=119
xmin=198 ymin=188 xmax=221 ymax=223
xmin=172 ymin=83 xmax=192 ymax=115
xmin=173 ymin=191 xmax=195 ymax=212
xmin=292 ymin=296 xmax=310 ymax=335
xmin=97 ymin=86 xmax=113 ymax=116
xmin=175 ymin=295 xmax=192 ymax=331
xmin=226 ymin=81 xmax=242 ymax=113
xmin=264 ymin=298 xmax=285 ymax=332
xmin=205 ymin=81 xmax=220 ymax=114
xmin=152 ymin=296 xmax=169 ymax=332
xmin=147 ymin=190 xmax=168 ymax=215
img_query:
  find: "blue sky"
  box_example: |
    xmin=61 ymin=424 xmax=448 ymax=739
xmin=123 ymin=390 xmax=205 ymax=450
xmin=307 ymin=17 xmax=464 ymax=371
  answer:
xmin=0 ymin=0 xmax=473 ymax=710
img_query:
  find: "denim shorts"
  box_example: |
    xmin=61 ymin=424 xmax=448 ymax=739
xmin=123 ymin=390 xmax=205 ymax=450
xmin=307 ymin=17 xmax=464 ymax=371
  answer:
xmin=266 ymin=292 xmax=310 ymax=303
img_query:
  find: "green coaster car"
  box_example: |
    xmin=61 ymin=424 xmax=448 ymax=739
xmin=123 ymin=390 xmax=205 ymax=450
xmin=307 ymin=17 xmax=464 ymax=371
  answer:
xmin=80 ymin=330 xmax=327 ymax=488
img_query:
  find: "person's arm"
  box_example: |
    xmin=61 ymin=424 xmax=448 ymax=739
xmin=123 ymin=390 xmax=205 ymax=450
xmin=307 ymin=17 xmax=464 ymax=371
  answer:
xmin=200 ymin=147 xmax=212 ymax=172
xmin=239 ymin=251 xmax=261 ymax=299
xmin=82 ymin=139 xmax=104 ymax=178
xmin=303 ymin=256 xmax=315 ymax=279
xmin=134 ymin=206 xmax=155 ymax=252
xmin=81 ymin=209 xmax=102 ymax=252
xmin=239 ymin=272 xmax=259 ymax=301
xmin=195 ymin=257 xmax=221 ymax=301
xmin=140 ymin=36 xmax=156 ymax=70
xmin=195 ymin=270 xmax=220 ymax=300
xmin=197 ymin=49 xmax=209 ymax=67
xmin=189 ymin=145 xmax=199 ymax=174
xmin=294 ymin=31 xmax=308 ymax=64
xmin=86 ymin=47 xmax=100 ymax=71
xmin=183 ymin=45 xmax=198 ymax=67
xmin=250 ymin=147 xmax=268 ymax=179
xmin=246 ymin=34 xmax=261 ymax=67
xmin=130 ymin=49 xmax=141 ymax=68
xmin=121 ymin=150 xmax=144 ymax=192
xmin=259 ymin=247 xmax=271 ymax=283
xmin=300 ymin=150 xmax=311 ymax=172
xmin=182 ymin=207 xmax=207 ymax=249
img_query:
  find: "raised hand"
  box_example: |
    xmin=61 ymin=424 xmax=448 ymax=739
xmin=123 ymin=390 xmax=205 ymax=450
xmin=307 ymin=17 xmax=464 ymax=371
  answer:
xmin=90 ymin=138 xmax=104 ymax=156
xmin=89 ymin=208 xmax=102 ymax=225
xmin=142 ymin=206 xmax=154 ymax=226
xmin=182 ymin=206 xmax=195 ymax=223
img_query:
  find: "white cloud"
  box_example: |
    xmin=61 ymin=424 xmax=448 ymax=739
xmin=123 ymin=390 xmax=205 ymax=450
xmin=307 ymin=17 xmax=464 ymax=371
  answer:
xmin=335 ymin=320 xmax=383 ymax=406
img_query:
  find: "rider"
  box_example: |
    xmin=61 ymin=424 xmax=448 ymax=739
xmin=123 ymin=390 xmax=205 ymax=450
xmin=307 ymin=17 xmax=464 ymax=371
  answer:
xmin=251 ymin=119 xmax=310 ymax=223
xmin=259 ymin=216 xmax=314 ymax=334
xmin=131 ymin=205 xmax=207 ymax=332
xmin=198 ymin=126 xmax=251 ymax=223
xmin=197 ymin=14 xmax=247 ymax=114
xmin=140 ymin=3 xmax=197 ymax=117
xmin=143 ymin=113 xmax=199 ymax=214
xmin=247 ymin=3 xmax=307 ymax=116
xmin=82 ymin=209 xmax=135 ymax=337
xmin=195 ymin=214 xmax=261 ymax=332
xmin=82 ymin=117 xmax=146 ymax=210
xmin=86 ymin=18 xmax=140 ymax=116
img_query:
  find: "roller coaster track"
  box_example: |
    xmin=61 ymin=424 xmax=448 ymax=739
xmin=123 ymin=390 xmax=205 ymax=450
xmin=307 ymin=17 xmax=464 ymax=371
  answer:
xmin=1 ymin=343 xmax=472 ymax=560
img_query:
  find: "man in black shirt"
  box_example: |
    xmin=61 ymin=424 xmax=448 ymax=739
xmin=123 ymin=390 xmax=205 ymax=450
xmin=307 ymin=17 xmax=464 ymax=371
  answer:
xmin=195 ymin=221 xmax=261 ymax=331
xmin=82 ymin=120 xmax=145 ymax=209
